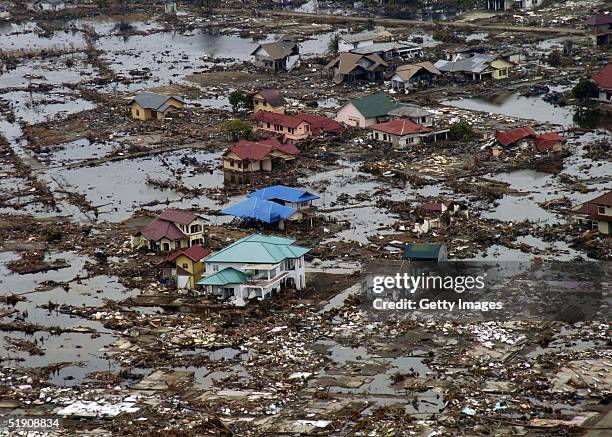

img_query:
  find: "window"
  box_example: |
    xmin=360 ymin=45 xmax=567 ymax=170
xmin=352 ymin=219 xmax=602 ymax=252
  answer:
xmin=598 ymin=206 xmax=605 ymax=215
xmin=212 ymin=265 xmax=219 ymax=272
xmin=190 ymin=224 xmax=201 ymax=233
xmin=182 ymin=263 xmax=188 ymax=269
xmin=136 ymin=110 xmax=140 ymax=116
xmin=267 ymin=123 xmax=271 ymax=129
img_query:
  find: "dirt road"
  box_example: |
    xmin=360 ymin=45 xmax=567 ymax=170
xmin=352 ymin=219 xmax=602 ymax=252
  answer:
xmin=235 ymin=9 xmax=587 ymax=36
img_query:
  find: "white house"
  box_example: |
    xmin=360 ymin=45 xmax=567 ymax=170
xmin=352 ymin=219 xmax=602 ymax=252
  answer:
xmin=487 ymin=0 xmax=543 ymax=10
xmin=34 ymin=0 xmax=65 ymax=11
xmin=197 ymin=234 xmax=310 ymax=305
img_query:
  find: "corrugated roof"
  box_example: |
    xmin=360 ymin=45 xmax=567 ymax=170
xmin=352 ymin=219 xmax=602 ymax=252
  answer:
xmin=593 ymin=64 xmax=612 ymax=89
xmin=349 ymin=92 xmax=399 ymax=119
xmin=349 ymin=42 xmax=414 ymax=55
xmin=221 ymin=197 xmax=298 ymax=223
xmin=584 ymin=12 xmax=612 ymax=26
xmin=158 ymin=209 xmax=198 ymax=225
xmin=226 ymin=141 xmax=274 ymax=161
xmin=129 ymin=92 xmax=185 ymax=110
xmin=404 ymin=243 xmax=445 ymax=260
xmin=253 ymin=110 xmax=307 ymax=129
xmin=248 ymin=185 xmax=320 ymax=203
xmin=435 ymin=54 xmax=497 ymax=74
xmin=205 ymin=234 xmax=310 ymax=264
xmin=197 ymin=267 xmax=246 ymax=286
xmin=167 ymin=245 xmax=210 ymax=263
xmin=534 ymin=132 xmax=566 ymax=153
xmin=393 ymin=62 xmax=441 ymax=81
xmin=251 ymin=41 xmax=298 ymax=60
xmin=368 ymin=119 xmax=431 ymax=136
xmin=139 ymin=218 xmax=185 ymax=242
xmin=388 ymin=104 xmax=432 ymax=119
xmin=340 ymin=30 xmax=378 ymax=43
xmin=495 ymin=127 xmax=536 ymax=147
xmin=325 ymin=52 xmax=387 ymax=76
xmin=254 ymin=90 xmax=287 ymax=108
xmin=294 ymin=113 xmax=343 ymax=134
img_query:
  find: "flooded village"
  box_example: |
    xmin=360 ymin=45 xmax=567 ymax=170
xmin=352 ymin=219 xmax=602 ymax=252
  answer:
xmin=0 ymin=0 xmax=611 ymax=434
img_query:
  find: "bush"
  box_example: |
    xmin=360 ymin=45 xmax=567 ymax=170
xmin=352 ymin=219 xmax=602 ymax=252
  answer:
xmin=572 ymin=78 xmax=599 ymax=100
xmin=228 ymin=90 xmax=251 ymax=113
xmin=448 ymin=121 xmax=475 ymax=142
xmin=222 ymin=119 xmax=253 ymax=141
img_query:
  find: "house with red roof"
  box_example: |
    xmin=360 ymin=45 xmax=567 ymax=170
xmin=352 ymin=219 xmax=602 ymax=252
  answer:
xmin=157 ymin=245 xmax=210 ymax=289
xmin=494 ymin=127 xmax=565 ymax=155
xmin=252 ymin=110 xmax=311 ymax=144
xmin=367 ymin=118 xmax=438 ymax=146
xmin=294 ymin=113 xmax=343 ymax=135
xmin=131 ymin=208 xmax=207 ymax=251
xmin=592 ymin=64 xmax=612 ymax=103
xmin=570 ymin=191 xmax=612 ymax=234
xmin=223 ymin=137 xmax=298 ymax=173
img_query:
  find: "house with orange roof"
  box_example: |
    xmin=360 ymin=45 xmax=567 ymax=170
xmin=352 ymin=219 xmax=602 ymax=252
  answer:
xmin=367 ymin=118 xmax=437 ymax=146
xmin=223 ymin=137 xmax=298 ymax=173
xmin=157 ymin=245 xmax=210 ymax=289
xmin=252 ymin=110 xmax=312 ymax=144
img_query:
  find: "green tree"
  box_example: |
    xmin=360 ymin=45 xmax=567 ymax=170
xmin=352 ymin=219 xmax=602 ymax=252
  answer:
xmin=327 ymin=33 xmax=340 ymax=57
xmin=222 ymin=119 xmax=253 ymax=141
xmin=228 ymin=90 xmax=250 ymax=113
xmin=448 ymin=121 xmax=475 ymax=141
xmin=572 ymin=78 xmax=599 ymax=100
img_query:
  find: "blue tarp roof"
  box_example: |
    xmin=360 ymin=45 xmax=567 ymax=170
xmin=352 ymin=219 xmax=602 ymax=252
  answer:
xmin=248 ymin=185 xmax=320 ymax=203
xmin=221 ymin=197 xmax=297 ymax=224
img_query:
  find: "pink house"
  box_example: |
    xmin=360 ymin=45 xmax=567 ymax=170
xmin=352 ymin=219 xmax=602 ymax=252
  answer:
xmin=252 ymin=110 xmax=311 ymax=144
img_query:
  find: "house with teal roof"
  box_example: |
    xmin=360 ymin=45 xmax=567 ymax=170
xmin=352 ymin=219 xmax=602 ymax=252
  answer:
xmin=335 ymin=92 xmax=399 ymax=128
xmin=197 ymin=234 xmax=310 ymax=304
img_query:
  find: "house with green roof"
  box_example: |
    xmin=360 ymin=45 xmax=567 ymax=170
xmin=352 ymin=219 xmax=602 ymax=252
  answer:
xmin=403 ymin=243 xmax=447 ymax=261
xmin=335 ymin=92 xmax=400 ymax=128
xmin=197 ymin=234 xmax=310 ymax=304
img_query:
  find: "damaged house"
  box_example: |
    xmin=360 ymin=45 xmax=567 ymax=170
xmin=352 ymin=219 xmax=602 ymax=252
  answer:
xmin=253 ymin=89 xmax=287 ymax=114
xmin=487 ymin=0 xmax=543 ymax=11
xmin=337 ymin=29 xmax=392 ymax=53
xmin=493 ymin=127 xmax=566 ymax=156
xmin=252 ymin=110 xmax=312 ymax=143
xmin=584 ymin=12 xmax=612 ymax=47
xmin=335 ymin=92 xmax=398 ymax=127
xmin=390 ymin=62 xmax=441 ymax=90
xmin=349 ymin=42 xmax=423 ymax=61
xmin=324 ymin=52 xmax=388 ymax=85
xmin=414 ymin=200 xmax=469 ymax=234
xmin=131 ymin=209 xmax=207 ymax=251
xmin=223 ymin=138 xmax=298 ymax=173
xmin=251 ymin=36 xmax=300 ymax=72
xmin=387 ymin=104 xmax=433 ymax=127
xmin=157 ymin=245 xmax=210 ymax=289
xmin=197 ymin=234 xmax=310 ymax=303
xmin=570 ymin=191 xmax=612 ymax=234
xmin=592 ymin=64 xmax=612 ymax=103
xmin=129 ymin=92 xmax=185 ymax=121
xmin=435 ymin=53 xmax=512 ymax=81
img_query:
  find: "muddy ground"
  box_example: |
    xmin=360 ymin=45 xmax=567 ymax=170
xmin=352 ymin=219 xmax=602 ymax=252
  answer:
xmin=0 ymin=1 xmax=610 ymax=435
